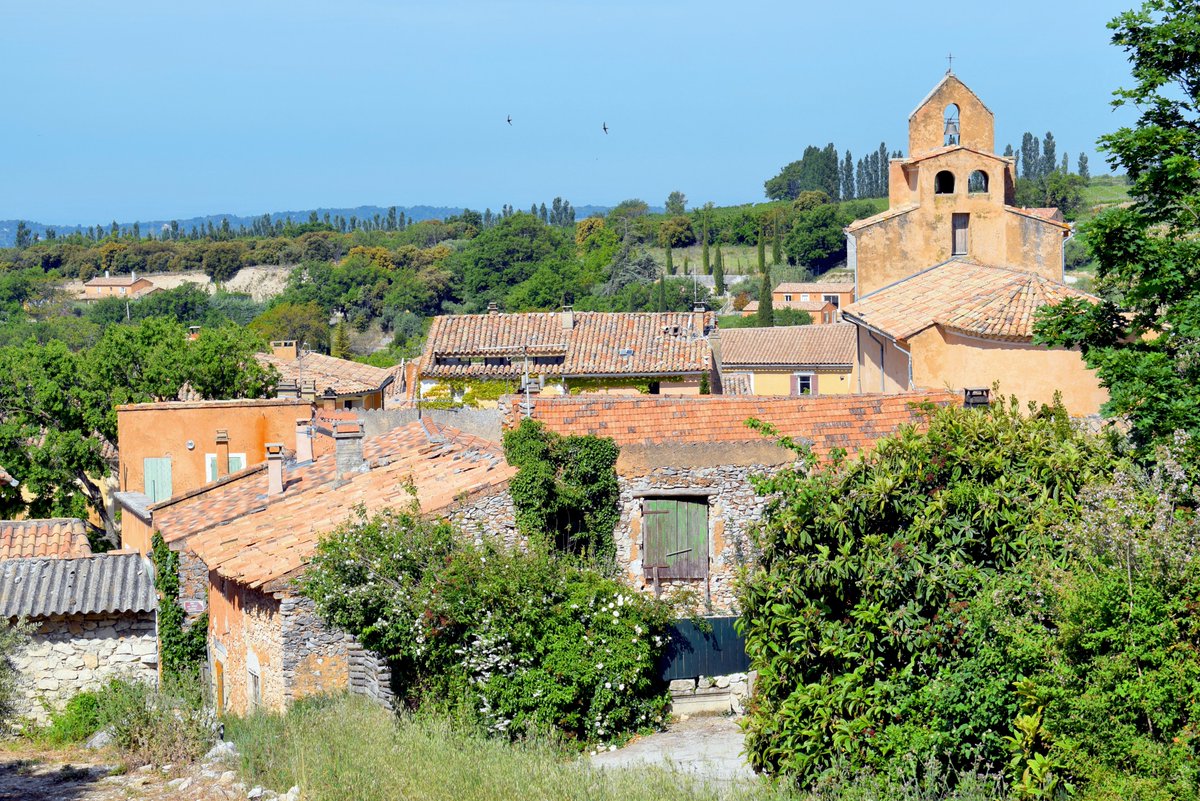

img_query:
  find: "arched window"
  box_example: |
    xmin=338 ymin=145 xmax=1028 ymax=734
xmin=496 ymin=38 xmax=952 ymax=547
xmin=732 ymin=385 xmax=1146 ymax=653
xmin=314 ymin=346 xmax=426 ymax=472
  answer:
xmin=968 ymin=170 xmax=989 ymax=193
xmin=935 ymin=170 xmax=956 ymax=194
xmin=944 ymin=104 xmax=960 ymax=146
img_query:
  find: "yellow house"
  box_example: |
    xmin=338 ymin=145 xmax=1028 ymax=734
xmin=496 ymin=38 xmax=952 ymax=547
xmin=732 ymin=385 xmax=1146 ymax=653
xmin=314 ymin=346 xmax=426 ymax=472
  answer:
xmin=717 ymin=323 xmax=857 ymax=396
xmin=841 ymin=72 xmax=1106 ymax=415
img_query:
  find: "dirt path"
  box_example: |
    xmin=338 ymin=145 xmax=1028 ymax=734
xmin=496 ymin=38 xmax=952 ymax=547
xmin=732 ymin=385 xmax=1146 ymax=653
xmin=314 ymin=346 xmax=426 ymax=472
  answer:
xmin=589 ymin=715 xmax=757 ymax=783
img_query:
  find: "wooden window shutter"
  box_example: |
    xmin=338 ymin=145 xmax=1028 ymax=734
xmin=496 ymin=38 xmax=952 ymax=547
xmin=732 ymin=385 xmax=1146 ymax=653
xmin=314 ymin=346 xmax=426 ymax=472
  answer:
xmin=643 ymin=498 xmax=709 ymax=581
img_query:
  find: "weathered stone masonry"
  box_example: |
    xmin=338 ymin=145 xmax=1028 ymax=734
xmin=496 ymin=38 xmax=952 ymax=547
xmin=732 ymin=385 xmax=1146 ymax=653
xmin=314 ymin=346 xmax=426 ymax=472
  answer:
xmin=12 ymin=612 xmax=158 ymax=723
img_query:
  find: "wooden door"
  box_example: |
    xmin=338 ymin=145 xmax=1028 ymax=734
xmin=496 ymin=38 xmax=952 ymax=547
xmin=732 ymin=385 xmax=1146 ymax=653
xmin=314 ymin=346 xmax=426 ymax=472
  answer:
xmin=214 ymin=660 xmax=225 ymax=711
xmin=643 ymin=498 xmax=708 ymax=580
xmin=952 ymin=213 xmax=969 ymax=255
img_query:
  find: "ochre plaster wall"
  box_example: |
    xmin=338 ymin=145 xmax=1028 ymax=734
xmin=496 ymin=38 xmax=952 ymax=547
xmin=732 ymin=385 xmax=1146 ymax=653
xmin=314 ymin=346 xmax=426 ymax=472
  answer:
xmin=747 ymin=368 xmax=854 ymax=396
xmin=908 ymin=75 xmax=994 ymax=156
xmin=208 ymin=575 xmax=285 ymax=715
xmin=117 ymin=399 xmax=312 ymax=500
xmin=856 ymin=325 xmax=911 ymax=394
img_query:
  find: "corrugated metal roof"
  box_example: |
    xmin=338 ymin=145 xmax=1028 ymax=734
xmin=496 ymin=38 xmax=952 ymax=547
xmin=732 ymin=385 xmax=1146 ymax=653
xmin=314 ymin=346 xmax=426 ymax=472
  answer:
xmin=0 ymin=554 xmax=157 ymax=619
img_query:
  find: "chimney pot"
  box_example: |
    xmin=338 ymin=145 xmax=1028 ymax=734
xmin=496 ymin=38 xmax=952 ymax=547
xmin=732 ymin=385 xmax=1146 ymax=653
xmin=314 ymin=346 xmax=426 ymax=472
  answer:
xmin=486 ymin=301 xmax=499 ymax=315
xmin=294 ymin=418 xmax=314 ymax=463
xmin=560 ymin=305 xmax=575 ymax=330
xmin=104 ymin=270 xmax=110 ymax=279
xmin=266 ymin=442 xmax=285 ymax=496
xmin=333 ymin=422 xmax=366 ymax=478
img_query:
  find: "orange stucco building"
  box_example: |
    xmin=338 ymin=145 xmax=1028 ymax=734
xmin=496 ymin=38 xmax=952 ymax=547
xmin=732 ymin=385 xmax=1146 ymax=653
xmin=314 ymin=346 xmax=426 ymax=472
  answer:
xmin=842 ymin=73 xmax=1106 ymax=415
xmin=114 ymin=398 xmax=313 ymax=553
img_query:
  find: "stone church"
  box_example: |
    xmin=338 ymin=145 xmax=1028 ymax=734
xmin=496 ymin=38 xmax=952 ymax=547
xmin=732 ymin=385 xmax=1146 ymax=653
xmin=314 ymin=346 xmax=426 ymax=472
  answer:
xmin=841 ymin=72 xmax=1106 ymax=415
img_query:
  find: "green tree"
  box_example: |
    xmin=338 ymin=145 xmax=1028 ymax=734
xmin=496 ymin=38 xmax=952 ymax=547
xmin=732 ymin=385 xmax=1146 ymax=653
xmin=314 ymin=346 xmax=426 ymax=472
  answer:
xmin=1035 ymin=0 xmax=1200 ymax=455
xmin=772 ymin=215 xmax=782 ymax=265
xmin=202 ymin=242 xmax=243 ymax=284
xmin=331 ymin=321 xmax=351 ymax=359
xmin=1042 ymin=131 xmax=1057 ymax=177
xmin=664 ymin=190 xmax=687 ymax=216
xmin=656 ymin=275 xmax=667 ymax=311
xmin=757 ymin=225 xmax=766 ymax=274
xmin=783 ymin=204 xmax=850 ymax=270
xmin=1078 ymin=152 xmax=1090 ymax=179
xmin=757 ymin=268 xmax=774 ymax=326
xmin=14 ymin=221 xmax=31 ymax=249
xmin=713 ymin=245 xmax=726 ymax=295
xmin=250 ymin=301 xmax=332 ymax=353
xmin=665 ymin=245 xmax=674 ymax=276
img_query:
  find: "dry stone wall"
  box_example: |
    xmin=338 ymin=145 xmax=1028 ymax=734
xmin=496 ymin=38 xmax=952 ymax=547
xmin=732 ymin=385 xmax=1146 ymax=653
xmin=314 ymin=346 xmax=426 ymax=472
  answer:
xmin=11 ymin=612 xmax=158 ymax=723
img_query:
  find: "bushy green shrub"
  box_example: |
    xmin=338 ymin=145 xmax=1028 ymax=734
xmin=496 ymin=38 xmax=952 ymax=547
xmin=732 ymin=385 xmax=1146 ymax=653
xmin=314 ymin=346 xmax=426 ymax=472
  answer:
xmin=301 ymin=506 xmax=671 ymax=745
xmin=95 ymin=675 xmax=216 ymax=766
xmin=0 ymin=618 xmax=29 ymax=726
xmin=40 ymin=690 xmax=101 ymax=744
xmin=737 ymin=398 xmax=1112 ymax=783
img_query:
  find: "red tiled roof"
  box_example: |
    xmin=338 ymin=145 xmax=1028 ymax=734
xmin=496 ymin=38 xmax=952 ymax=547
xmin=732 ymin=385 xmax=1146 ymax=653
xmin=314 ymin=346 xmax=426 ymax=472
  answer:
xmin=256 ymin=351 xmax=395 ymax=396
xmin=720 ymin=324 xmax=856 ymax=367
xmin=180 ymin=422 xmax=515 ymax=589
xmin=843 ymin=259 xmax=1095 ymax=342
xmin=0 ymin=519 xmax=93 ymax=560
xmin=510 ymin=391 xmax=959 ymax=462
xmin=421 ymin=311 xmax=714 ymax=380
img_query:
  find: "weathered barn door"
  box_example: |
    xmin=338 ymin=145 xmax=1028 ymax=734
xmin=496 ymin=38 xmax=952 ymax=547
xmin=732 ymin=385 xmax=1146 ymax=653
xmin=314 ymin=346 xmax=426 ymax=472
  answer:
xmin=952 ymin=213 xmax=969 ymax=256
xmin=643 ymin=498 xmax=709 ymax=580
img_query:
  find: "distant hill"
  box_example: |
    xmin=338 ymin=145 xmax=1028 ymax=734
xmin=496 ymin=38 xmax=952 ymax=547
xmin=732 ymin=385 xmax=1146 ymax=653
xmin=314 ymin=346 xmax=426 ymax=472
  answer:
xmin=0 ymin=202 xmax=625 ymax=248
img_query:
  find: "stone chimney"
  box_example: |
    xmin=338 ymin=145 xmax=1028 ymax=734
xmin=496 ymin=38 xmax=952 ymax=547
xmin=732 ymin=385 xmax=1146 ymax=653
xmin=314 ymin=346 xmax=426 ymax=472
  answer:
xmin=265 ymin=443 xmax=284 ymax=496
xmin=215 ymin=430 xmax=230 ymax=479
xmin=486 ymin=301 xmax=499 ymax=315
xmin=276 ymin=381 xmax=299 ymax=399
xmin=103 ymin=270 xmax=110 ymax=279
xmin=333 ymin=422 xmax=366 ymax=478
xmin=271 ymin=340 xmax=298 ymax=360
xmin=560 ymin=305 xmax=575 ymax=331
xmin=294 ymin=418 xmax=313 ymax=464
xmin=321 ymin=387 xmax=338 ymax=412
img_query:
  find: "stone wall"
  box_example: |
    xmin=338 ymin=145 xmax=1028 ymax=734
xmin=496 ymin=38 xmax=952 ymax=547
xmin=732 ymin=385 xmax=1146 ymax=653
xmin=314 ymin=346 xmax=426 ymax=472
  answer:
xmin=615 ymin=464 xmax=777 ymax=615
xmin=208 ymin=579 xmax=285 ymax=714
xmin=444 ymin=486 xmax=520 ymax=549
xmin=280 ymin=594 xmax=394 ymax=710
xmin=668 ymin=671 xmax=757 ymax=717
xmin=11 ymin=612 xmax=158 ymax=724
xmin=177 ymin=549 xmax=209 ymax=624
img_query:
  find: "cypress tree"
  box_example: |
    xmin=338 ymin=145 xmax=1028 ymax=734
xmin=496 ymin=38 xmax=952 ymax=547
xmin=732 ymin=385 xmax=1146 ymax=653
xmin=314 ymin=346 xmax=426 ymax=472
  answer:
xmin=702 ymin=237 xmax=711 ymax=275
xmin=772 ymin=217 xmax=782 ymax=265
xmin=713 ymin=246 xmax=726 ymax=295
xmin=757 ymin=268 xmax=774 ymax=327
xmin=757 ymin=225 xmax=766 ymax=273
xmin=656 ymin=275 xmax=667 ymax=311
xmin=331 ymin=322 xmax=351 ymax=359
xmin=665 ymin=245 xmax=674 ymax=276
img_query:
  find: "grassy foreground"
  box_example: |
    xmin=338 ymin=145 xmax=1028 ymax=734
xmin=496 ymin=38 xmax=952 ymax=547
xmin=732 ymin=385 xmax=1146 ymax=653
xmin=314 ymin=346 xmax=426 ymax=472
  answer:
xmin=224 ymin=695 xmax=1005 ymax=801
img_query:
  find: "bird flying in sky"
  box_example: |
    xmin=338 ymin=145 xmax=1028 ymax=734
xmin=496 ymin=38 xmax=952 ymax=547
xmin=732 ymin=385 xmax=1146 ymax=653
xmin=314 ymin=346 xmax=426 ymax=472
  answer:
xmin=506 ymin=115 xmax=512 ymax=125
xmin=602 ymin=122 xmax=608 ymax=134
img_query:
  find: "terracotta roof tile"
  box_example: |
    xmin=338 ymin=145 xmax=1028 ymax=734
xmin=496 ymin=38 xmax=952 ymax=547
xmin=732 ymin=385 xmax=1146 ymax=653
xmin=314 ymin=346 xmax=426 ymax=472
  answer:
xmin=420 ymin=311 xmax=714 ymax=380
xmin=256 ymin=351 xmax=395 ymax=396
xmin=774 ymin=282 xmax=855 ymax=295
xmin=0 ymin=519 xmax=93 ymax=560
xmin=843 ymin=259 xmax=1095 ymax=342
xmin=162 ymin=422 xmax=515 ymax=589
xmin=509 ymin=391 xmax=959 ymax=462
xmin=720 ymin=324 xmax=856 ymax=367
xmin=84 ymin=275 xmax=152 ymax=287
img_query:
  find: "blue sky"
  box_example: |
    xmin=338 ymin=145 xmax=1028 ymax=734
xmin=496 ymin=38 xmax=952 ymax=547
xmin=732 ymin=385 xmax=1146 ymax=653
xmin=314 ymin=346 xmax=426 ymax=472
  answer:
xmin=1 ymin=1 xmax=1137 ymax=224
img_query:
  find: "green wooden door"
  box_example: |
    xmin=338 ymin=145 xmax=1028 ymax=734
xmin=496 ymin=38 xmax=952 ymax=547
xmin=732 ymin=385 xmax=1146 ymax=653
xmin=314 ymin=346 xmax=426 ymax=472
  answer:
xmin=143 ymin=457 xmax=173 ymax=503
xmin=643 ymin=498 xmax=708 ymax=580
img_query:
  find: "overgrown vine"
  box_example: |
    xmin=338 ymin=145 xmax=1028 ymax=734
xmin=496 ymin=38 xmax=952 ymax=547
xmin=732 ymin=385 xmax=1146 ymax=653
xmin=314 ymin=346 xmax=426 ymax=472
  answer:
xmin=150 ymin=532 xmax=208 ymax=678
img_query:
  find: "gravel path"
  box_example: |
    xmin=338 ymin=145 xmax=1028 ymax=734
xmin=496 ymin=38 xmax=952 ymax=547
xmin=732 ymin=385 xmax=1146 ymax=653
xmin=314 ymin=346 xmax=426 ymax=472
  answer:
xmin=589 ymin=715 xmax=757 ymax=783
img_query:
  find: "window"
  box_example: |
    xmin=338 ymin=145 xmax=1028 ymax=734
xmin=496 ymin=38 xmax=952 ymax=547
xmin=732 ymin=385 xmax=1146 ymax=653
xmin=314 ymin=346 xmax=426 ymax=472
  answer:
xmin=642 ymin=497 xmax=709 ymax=581
xmin=205 ymin=453 xmax=246 ymax=483
xmin=935 ymin=170 xmax=956 ymax=194
xmin=143 ymin=457 xmax=173 ymax=503
xmin=791 ymin=373 xmax=816 ymax=396
xmin=436 ymin=356 xmax=469 ymax=366
xmin=968 ymin=170 xmax=989 ymax=193
xmin=800 ymin=293 xmax=810 ymax=302
xmin=783 ymin=294 xmax=792 ymax=302
xmin=531 ymin=355 xmax=565 ymax=366
xmin=823 ymin=294 xmax=839 ymax=308
xmin=952 ymin=213 xmax=969 ymax=256
xmin=118 ymin=287 xmax=126 ymax=296
xmin=484 ymin=357 xmax=511 ymax=366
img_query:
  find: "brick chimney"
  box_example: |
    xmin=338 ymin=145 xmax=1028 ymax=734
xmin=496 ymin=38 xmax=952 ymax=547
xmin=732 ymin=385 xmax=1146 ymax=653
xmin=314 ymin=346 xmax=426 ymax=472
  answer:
xmin=215 ymin=430 xmax=230 ymax=478
xmin=265 ymin=443 xmax=284 ymax=496
xmin=561 ymin=305 xmax=575 ymax=331
xmin=333 ymin=422 xmax=366 ymax=478
xmin=271 ymin=340 xmax=298 ymax=360
xmin=294 ymin=418 xmax=314 ymax=463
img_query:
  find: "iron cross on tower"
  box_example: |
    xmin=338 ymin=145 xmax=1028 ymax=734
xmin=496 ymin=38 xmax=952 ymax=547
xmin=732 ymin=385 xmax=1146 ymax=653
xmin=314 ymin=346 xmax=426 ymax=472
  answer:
xmin=946 ymin=52 xmax=955 ymax=73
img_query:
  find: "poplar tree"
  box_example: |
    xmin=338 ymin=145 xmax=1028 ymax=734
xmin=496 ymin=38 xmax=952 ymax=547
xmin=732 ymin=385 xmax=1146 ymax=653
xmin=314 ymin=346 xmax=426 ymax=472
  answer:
xmin=1062 ymin=153 xmax=1070 ymax=174
xmin=1042 ymin=131 xmax=1057 ymax=177
xmin=842 ymin=150 xmax=855 ymax=200
xmin=877 ymin=142 xmax=889 ymax=195
xmin=1078 ymin=153 xmax=1090 ymax=180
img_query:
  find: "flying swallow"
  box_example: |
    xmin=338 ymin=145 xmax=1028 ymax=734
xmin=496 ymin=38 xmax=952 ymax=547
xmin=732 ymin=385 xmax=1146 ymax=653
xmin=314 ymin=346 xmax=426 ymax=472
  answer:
xmin=506 ymin=115 xmax=512 ymax=125
xmin=602 ymin=122 xmax=608 ymax=134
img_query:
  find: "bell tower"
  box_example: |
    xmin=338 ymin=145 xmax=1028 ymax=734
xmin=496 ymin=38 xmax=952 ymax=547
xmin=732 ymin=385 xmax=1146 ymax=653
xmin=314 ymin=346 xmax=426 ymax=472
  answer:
xmin=908 ymin=72 xmax=994 ymax=157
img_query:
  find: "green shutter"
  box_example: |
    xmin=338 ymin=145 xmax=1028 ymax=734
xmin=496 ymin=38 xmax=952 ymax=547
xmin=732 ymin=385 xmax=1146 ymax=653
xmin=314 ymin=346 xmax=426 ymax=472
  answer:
xmin=642 ymin=497 xmax=708 ymax=581
xmin=143 ymin=457 xmax=173 ymax=503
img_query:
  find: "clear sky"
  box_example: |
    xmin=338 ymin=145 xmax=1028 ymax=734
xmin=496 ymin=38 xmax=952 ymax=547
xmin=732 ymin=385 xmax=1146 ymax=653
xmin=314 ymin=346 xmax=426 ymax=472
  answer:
xmin=0 ymin=0 xmax=1138 ymax=224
